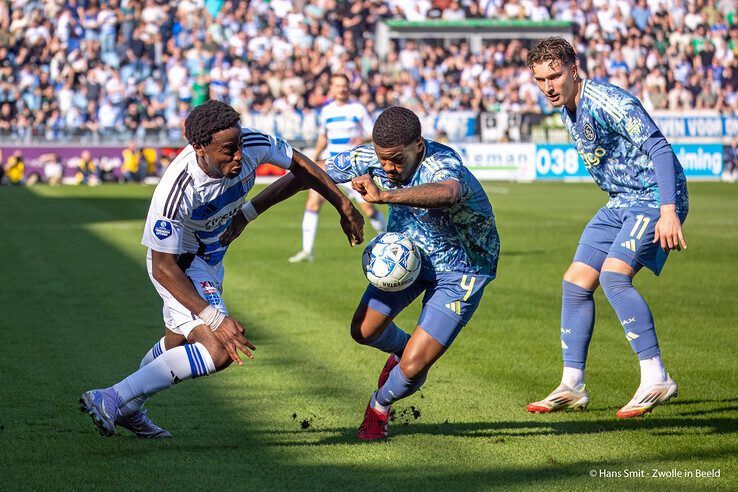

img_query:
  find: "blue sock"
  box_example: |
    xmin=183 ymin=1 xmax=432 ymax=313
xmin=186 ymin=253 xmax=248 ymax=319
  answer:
xmin=375 ymin=365 xmax=427 ymax=407
xmin=599 ymin=271 xmax=660 ymax=359
xmin=561 ymin=280 xmax=596 ymax=370
xmin=366 ymin=322 xmax=410 ymax=356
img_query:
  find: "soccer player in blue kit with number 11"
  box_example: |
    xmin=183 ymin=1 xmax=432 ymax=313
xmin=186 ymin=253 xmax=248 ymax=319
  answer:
xmin=525 ymin=37 xmax=689 ymax=418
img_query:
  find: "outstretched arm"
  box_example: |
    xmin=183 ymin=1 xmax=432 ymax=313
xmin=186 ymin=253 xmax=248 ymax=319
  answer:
xmin=221 ymin=153 xmax=364 ymax=247
xmin=288 ymin=149 xmax=364 ymax=246
xmin=642 ymin=133 xmax=687 ymax=251
xmin=351 ymin=174 xmax=462 ymax=209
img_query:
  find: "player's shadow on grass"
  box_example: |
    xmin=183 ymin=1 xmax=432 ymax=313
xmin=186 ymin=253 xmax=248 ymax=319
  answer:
xmin=266 ymin=410 xmax=738 ymax=447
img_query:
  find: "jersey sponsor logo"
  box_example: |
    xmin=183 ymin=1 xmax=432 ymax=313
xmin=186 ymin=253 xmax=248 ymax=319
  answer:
xmin=583 ymin=123 xmax=596 ymax=141
xmin=204 ymin=207 xmax=241 ymax=230
xmin=200 ymin=281 xmax=222 ymax=305
xmin=153 ymin=220 xmax=173 ymax=240
xmin=581 ymin=147 xmax=606 ymax=168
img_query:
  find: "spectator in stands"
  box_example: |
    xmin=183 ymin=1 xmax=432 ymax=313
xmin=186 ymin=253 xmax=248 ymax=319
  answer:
xmin=2 ymin=150 xmax=25 ymax=185
xmin=121 ymin=142 xmax=144 ymax=183
xmin=0 ymin=0 xmax=736 ymax=144
xmin=75 ymin=150 xmax=100 ymax=186
xmin=41 ymin=152 xmax=64 ymax=186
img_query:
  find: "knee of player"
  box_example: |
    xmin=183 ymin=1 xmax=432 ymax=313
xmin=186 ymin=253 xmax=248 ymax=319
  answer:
xmin=598 ymin=271 xmax=635 ymax=302
xmin=197 ymin=339 xmax=231 ymax=371
xmin=563 ymin=266 xmax=599 ymax=290
xmin=350 ymin=322 xmax=371 ymax=344
xmin=211 ymin=348 xmax=232 ymax=371
xmin=398 ymin=358 xmax=428 ymax=381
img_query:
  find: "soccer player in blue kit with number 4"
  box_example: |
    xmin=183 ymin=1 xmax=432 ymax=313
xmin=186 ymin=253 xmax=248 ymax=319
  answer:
xmin=525 ymin=38 xmax=689 ymax=418
xmin=246 ymin=106 xmax=500 ymax=440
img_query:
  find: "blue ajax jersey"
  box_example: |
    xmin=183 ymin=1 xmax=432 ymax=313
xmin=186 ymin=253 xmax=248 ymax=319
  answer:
xmin=561 ymin=80 xmax=688 ymax=214
xmin=325 ymin=139 xmax=500 ymax=277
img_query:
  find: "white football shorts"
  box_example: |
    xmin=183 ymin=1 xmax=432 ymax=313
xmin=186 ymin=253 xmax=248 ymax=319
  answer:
xmin=146 ymin=250 xmax=228 ymax=338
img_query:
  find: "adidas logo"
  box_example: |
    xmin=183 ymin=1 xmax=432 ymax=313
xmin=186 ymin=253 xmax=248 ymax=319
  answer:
xmin=626 ymin=331 xmax=640 ymax=341
xmin=445 ymin=301 xmax=461 ymax=315
xmin=561 ymin=340 xmax=569 ymax=349
xmin=621 ymin=239 xmax=636 ymax=252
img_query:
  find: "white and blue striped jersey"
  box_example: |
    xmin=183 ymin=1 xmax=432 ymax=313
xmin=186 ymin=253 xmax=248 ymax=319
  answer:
xmin=141 ymin=127 xmax=293 ymax=265
xmin=318 ymin=99 xmax=373 ymax=158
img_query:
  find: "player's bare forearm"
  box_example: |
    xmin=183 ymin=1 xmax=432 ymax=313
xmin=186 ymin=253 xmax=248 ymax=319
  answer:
xmin=250 ymin=173 xmax=308 ymax=215
xmin=379 ymin=181 xmax=461 ymax=208
xmin=289 ymin=149 xmax=353 ymax=213
xmin=151 ymin=250 xmax=209 ymax=315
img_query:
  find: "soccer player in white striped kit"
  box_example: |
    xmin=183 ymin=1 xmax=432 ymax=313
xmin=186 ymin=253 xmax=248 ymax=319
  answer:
xmin=289 ymin=73 xmax=387 ymax=262
xmin=79 ymin=100 xmax=364 ymax=437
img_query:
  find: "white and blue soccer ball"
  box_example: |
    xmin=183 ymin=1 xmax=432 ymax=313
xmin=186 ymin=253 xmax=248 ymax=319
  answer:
xmin=362 ymin=232 xmax=421 ymax=292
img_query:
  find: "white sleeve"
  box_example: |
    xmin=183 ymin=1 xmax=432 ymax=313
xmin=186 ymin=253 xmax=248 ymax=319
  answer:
xmin=317 ymin=108 xmax=327 ymax=136
xmin=241 ymin=129 xmax=294 ymax=169
xmin=140 ymin=178 xmax=189 ymax=254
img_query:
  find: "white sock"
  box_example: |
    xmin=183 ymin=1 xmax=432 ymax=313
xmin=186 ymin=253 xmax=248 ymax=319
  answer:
xmin=639 ymin=355 xmax=667 ymax=385
xmin=112 ymin=343 xmax=215 ymax=405
xmin=370 ymin=390 xmax=390 ymax=414
xmin=561 ymin=366 xmax=585 ymax=390
xmin=121 ymin=337 xmax=167 ymax=417
xmin=368 ymin=210 xmax=387 ymax=233
xmin=301 ymin=210 xmax=319 ymax=254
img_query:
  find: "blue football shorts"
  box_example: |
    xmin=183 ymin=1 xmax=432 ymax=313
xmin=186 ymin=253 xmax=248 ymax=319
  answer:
xmin=361 ymin=270 xmax=492 ymax=347
xmin=577 ymin=206 xmax=687 ymax=275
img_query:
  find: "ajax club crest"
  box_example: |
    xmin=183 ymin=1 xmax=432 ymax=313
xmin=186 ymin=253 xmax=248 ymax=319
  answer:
xmin=584 ymin=123 xmax=596 ymax=141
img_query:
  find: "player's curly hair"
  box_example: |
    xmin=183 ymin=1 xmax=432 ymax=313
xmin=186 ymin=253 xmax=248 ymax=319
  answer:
xmin=526 ymin=37 xmax=578 ymax=69
xmin=184 ymin=100 xmax=241 ymax=147
xmin=372 ymin=106 xmax=422 ymax=148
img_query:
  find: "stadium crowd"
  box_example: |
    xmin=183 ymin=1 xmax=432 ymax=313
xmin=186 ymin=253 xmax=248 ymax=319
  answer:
xmin=0 ymin=0 xmax=736 ymax=141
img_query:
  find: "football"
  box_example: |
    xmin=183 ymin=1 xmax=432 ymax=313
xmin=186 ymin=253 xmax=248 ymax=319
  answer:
xmin=362 ymin=232 xmax=421 ymax=292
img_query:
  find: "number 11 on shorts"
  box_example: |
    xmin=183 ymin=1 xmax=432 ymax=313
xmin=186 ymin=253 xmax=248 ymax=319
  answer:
xmin=629 ymin=214 xmax=650 ymax=240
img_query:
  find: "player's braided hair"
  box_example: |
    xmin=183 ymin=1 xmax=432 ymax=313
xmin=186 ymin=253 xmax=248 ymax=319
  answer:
xmin=372 ymin=106 xmax=422 ymax=148
xmin=526 ymin=37 xmax=578 ymax=69
xmin=184 ymin=100 xmax=241 ymax=147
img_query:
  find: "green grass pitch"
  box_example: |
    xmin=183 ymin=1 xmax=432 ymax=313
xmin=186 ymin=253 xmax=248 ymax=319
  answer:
xmin=0 ymin=182 xmax=735 ymax=489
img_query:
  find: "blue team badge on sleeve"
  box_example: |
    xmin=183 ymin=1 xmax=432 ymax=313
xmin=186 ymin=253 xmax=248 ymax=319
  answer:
xmin=153 ymin=220 xmax=172 ymax=240
xmin=333 ymin=152 xmax=352 ymax=171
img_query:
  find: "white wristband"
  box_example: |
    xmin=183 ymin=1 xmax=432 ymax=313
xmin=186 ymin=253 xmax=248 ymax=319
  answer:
xmin=241 ymin=200 xmax=259 ymax=222
xmin=198 ymin=305 xmax=226 ymax=330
